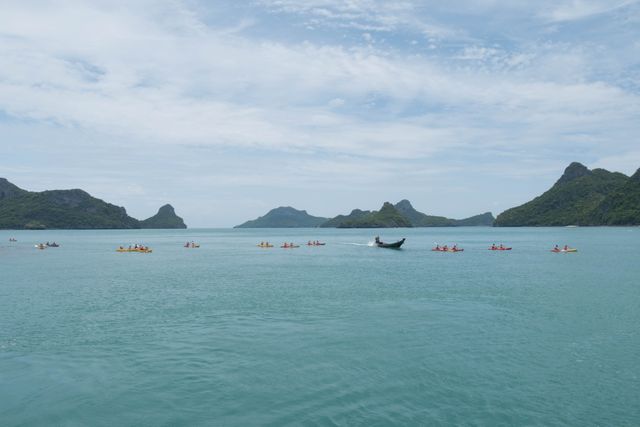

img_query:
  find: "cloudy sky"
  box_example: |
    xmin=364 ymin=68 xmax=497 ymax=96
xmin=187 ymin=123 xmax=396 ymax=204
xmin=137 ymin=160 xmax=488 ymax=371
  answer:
xmin=1 ymin=0 xmax=639 ymax=226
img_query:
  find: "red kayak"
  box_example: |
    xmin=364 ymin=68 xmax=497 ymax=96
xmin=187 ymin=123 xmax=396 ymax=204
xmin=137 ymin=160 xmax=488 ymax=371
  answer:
xmin=489 ymin=247 xmax=512 ymax=251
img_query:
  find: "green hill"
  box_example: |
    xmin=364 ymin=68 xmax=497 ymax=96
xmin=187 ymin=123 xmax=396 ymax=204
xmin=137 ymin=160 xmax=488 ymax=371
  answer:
xmin=323 ymin=202 xmax=413 ymax=228
xmin=394 ymin=199 xmax=494 ymax=227
xmin=0 ymin=178 xmax=187 ymax=229
xmin=140 ymin=204 xmax=187 ymax=229
xmin=591 ymin=168 xmax=640 ymax=225
xmin=320 ymin=209 xmax=371 ymax=228
xmin=0 ymin=188 xmax=140 ymax=229
xmin=394 ymin=199 xmax=454 ymax=226
xmin=234 ymin=206 xmax=328 ymax=228
xmin=0 ymin=178 xmax=27 ymax=201
xmin=319 ymin=200 xmax=493 ymax=228
xmin=495 ymin=162 xmax=630 ymax=226
xmin=453 ymin=212 xmax=495 ymax=226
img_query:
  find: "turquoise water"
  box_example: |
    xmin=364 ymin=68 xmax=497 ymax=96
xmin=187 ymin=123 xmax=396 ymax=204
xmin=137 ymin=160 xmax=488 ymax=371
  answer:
xmin=1 ymin=227 xmax=639 ymax=426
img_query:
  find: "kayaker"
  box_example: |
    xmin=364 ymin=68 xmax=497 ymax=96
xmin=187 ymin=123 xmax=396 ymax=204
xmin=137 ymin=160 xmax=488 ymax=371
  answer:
xmin=499 ymin=244 xmax=504 ymax=249
xmin=563 ymin=245 xmax=569 ymax=250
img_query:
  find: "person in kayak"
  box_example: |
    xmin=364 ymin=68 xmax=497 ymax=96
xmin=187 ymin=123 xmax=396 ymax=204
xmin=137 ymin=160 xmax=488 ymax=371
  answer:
xmin=563 ymin=245 xmax=569 ymax=251
xmin=499 ymin=244 xmax=504 ymax=249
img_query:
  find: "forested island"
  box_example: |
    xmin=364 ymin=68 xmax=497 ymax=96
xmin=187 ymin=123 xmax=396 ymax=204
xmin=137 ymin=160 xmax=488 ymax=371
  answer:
xmin=494 ymin=162 xmax=640 ymax=226
xmin=4 ymin=161 xmax=639 ymax=230
xmin=237 ymin=162 xmax=640 ymax=228
xmin=235 ymin=200 xmax=494 ymax=228
xmin=0 ymin=178 xmax=186 ymax=229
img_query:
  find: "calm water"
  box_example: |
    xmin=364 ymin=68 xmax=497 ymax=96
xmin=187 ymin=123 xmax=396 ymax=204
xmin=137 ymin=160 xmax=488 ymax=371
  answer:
xmin=1 ymin=227 xmax=639 ymax=426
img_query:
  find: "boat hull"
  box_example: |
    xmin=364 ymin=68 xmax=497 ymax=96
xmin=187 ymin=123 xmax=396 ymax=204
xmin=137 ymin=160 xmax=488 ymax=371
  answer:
xmin=376 ymin=238 xmax=405 ymax=249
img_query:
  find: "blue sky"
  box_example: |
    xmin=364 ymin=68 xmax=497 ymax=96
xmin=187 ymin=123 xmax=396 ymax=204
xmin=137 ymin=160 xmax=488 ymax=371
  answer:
xmin=1 ymin=0 xmax=639 ymax=226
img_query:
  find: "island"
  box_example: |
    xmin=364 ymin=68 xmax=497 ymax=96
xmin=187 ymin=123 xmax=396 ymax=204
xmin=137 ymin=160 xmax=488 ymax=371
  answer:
xmin=494 ymin=162 xmax=640 ymax=226
xmin=140 ymin=204 xmax=187 ymax=229
xmin=235 ymin=200 xmax=494 ymax=228
xmin=234 ymin=206 xmax=328 ymax=228
xmin=0 ymin=178 xmax=187 ymax=229
xmin=321 ymin=202 xmax=413 ymax=228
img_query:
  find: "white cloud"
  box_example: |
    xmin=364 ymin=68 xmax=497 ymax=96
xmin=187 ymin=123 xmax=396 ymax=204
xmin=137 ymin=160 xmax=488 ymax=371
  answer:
xmin=546 ymin=0 xmax=638 ymax=22
xmin=257 ymin=0 xmax=459 ymax=37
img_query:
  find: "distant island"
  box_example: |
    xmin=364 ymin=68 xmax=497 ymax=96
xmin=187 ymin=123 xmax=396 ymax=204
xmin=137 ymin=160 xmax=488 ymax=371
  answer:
xmin=235 ymin=200 xmax=494 ymax=228
xmin=495 ymin=162 xmax=640 ymax=226
xmin=6 ymin=161 xmax=638 ymax=230
xmin=0 ymin=178 xmax=186 ymax=229
xmin=234 ymin=206 xmax=328 ymax=228
xmin=321 ymin=202 xmax=413 ymax=228
xmin=139 ymin=204 xmax=186 ymax=229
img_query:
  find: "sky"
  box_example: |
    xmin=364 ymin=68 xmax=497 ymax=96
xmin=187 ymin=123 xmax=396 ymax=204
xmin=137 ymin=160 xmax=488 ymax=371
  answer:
xmin=1 ymin=0 xmax=639 ymax=227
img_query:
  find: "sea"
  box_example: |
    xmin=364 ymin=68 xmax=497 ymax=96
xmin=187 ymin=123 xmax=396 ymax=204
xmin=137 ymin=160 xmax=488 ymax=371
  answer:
xmin=1 ymin=227 xmax=639 ymax=426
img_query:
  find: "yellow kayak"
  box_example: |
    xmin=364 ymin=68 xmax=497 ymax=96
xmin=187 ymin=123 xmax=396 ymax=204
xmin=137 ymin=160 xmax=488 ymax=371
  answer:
xmin=116 ymin=248 xmax=153 ymax=253
xmin=257 ymin=244 xmax=274 ymax=248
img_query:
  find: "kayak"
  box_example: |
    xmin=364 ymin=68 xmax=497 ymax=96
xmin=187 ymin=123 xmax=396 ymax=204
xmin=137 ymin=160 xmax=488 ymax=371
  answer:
xmin=551 ymin=248 xmax=577 ymax=253
xmin=489 ymin=247 xmax=512 ymax=251
xmin=307 ymin=243 xmax=326 ymax=246
xmin=116 ymin=248 xmax=153 ymax=253
xmin=257 ymin=244 xmax=274 ymax=248
xmin=376 ymin=238 xmax=405 ymax=249
xmin=281 ymin=245 xmax=300 ymax=248
xmin=432 ymin=248 xmax=464 ymax=252
xmin=35 ymin=244 xmax=46 ymax=250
